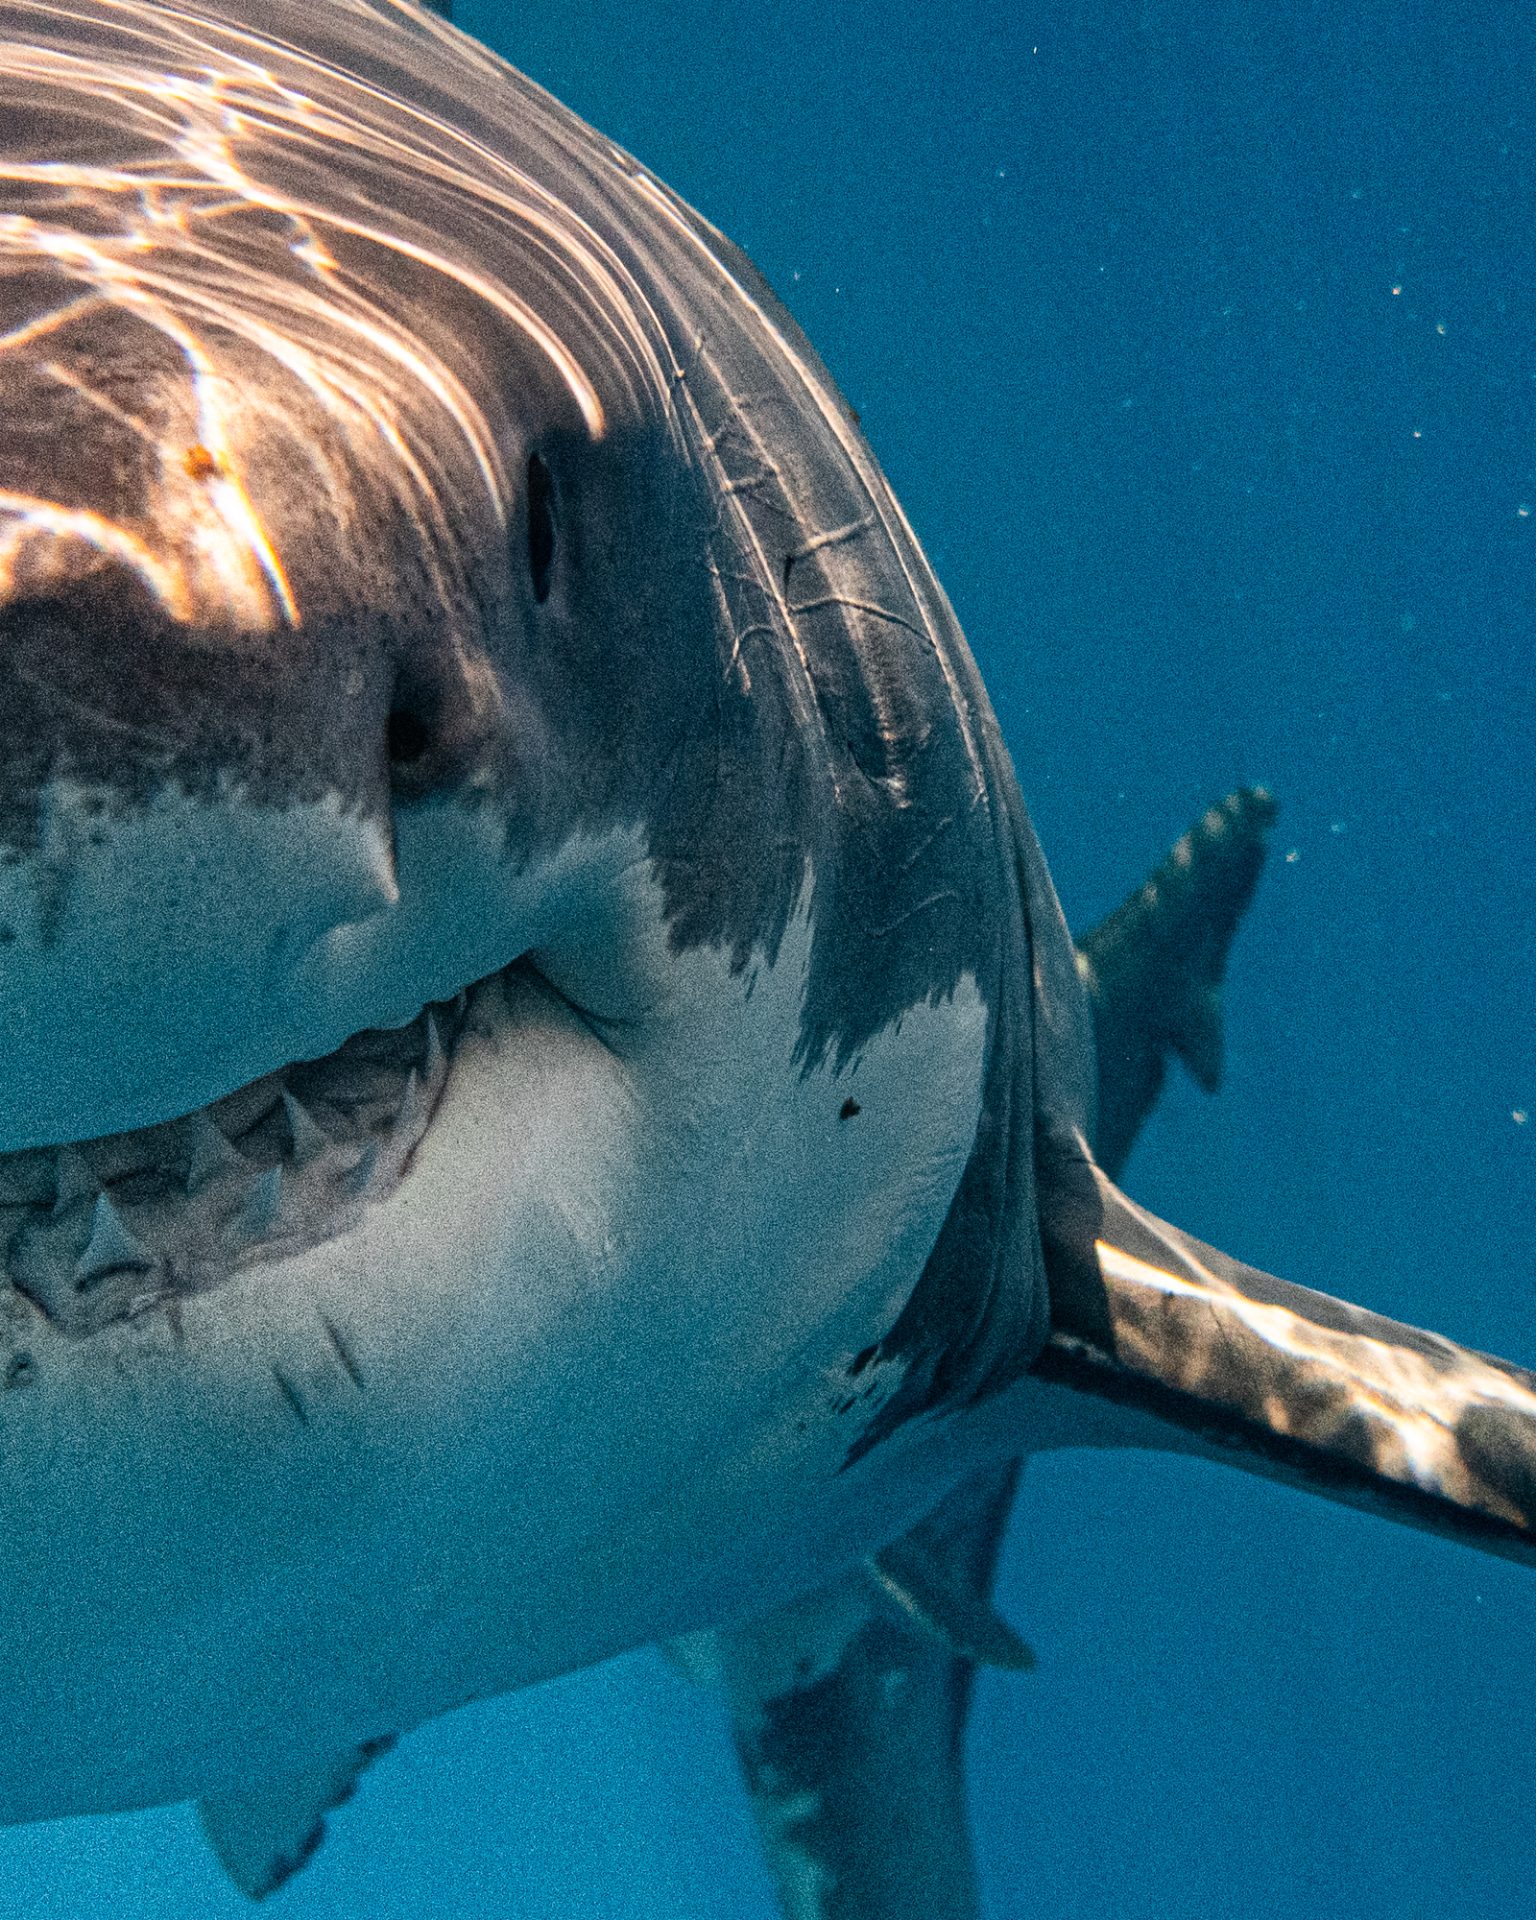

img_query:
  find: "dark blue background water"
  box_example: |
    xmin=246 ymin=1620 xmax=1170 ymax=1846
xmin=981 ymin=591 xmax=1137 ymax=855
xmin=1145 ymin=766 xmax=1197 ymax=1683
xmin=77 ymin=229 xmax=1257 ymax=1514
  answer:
xmin=8 ymin=1 xmax=1534 ymax=1913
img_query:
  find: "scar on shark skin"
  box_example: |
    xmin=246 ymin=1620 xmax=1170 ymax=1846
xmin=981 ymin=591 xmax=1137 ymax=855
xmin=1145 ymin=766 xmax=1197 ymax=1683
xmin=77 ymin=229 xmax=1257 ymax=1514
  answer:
xmin=271 ymin=1367 xmax=309 ymax=1429
xmin=321 ymin=1316 xmax=364 ymax=1391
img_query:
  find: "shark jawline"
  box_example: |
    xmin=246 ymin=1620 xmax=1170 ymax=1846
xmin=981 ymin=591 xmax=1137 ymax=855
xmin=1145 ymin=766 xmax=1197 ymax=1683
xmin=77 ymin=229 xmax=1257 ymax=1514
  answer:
xmin=0 ymin=954 xmax=546 ymax=1336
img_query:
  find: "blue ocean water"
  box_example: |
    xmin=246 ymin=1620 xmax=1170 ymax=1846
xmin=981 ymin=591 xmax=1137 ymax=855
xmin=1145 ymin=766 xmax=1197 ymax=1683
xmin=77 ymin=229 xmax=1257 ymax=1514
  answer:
xmin=6 ymin=0 xmax=1534 ymax=1914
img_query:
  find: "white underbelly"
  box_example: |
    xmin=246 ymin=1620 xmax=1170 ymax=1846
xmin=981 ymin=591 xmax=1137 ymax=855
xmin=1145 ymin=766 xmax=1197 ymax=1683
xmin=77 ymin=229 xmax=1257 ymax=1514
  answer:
xmin=0 ymin=899 xmax=990 ymax=1821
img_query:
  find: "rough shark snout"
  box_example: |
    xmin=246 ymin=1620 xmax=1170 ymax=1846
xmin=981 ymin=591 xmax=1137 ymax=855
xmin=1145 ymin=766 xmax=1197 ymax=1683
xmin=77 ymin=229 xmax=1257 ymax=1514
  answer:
xmin=0 ymin=32 xmax=583 ymax=1154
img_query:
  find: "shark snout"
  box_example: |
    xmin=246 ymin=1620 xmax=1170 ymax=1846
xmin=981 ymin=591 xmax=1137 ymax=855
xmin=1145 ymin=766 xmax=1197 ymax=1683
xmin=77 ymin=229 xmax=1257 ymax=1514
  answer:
xmin=0 ymin=774 xmax=406 ymax=1151
xmin=0 ymin=546 xmax=523 ymax=1151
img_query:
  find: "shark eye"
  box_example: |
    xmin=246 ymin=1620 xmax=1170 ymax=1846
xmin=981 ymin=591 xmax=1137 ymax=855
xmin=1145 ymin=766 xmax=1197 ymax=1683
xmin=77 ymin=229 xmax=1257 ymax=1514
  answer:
xmin=526 ymin=452 xmax=555 ymax=603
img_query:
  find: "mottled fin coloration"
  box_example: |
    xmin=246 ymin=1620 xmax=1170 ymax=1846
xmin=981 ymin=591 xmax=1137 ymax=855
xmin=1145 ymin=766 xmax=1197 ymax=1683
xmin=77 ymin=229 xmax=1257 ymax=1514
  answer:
xmin=1077 ymin=785 xmax=1277 ymax=1180
xmin=711 ymin=1461 xmax=1022 ymax=1920
xmin=1037 ymin=1161 xmax=1536 ymax=1561
xmin=707 ymin=792 xmax=1275 ymax=1920
xmin=198 ymin=1737 xmax=394 ymax=1901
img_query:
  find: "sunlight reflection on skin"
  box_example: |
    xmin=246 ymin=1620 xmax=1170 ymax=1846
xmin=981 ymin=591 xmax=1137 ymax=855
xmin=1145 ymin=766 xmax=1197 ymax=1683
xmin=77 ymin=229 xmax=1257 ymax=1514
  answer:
xmin=0 ymin=2 xmax=621 ymax=631
xmin=1096 ymin=1233 xmax=1536 ymax=1531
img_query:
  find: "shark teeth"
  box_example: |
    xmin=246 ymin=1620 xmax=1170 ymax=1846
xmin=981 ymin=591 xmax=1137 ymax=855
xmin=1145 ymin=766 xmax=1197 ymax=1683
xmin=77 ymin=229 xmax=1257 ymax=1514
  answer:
xmin=227 ymin=1166 xmax=284 ymax=1247
xmin=281 ymin=1091 xmax=329 ymax=1168
xmin=341 ymin=1141 xmax=380 ymax=1198
xmin=397 ymin=1069 xmax=423 ymax=1141
xmin=185 ymin=1112 xmax=244 ymax=1195
xmin=75 ymin=1193 xmax=156 ymax=1290
xmin=0 ymin=981 xmax=478 ymax=1337
xmin=423 ymin=1011 xmax=444 ymax=1083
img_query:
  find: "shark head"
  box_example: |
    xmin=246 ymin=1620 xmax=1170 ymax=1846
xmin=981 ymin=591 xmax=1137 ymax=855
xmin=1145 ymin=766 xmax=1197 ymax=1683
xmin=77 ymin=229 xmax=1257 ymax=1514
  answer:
xmin=0 ymin=81 xmax=677 ymax=1340
xmin=0 ymin=0 xmax=1053 ymax=1816
xmin=7 ymin=12 xmax=1536 ymax=1913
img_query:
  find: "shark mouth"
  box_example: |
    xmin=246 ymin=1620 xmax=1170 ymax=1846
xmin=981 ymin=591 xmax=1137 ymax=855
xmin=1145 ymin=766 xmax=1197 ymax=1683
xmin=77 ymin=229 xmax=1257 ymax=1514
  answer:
xmin=0 ymin=967 xmax=507 ymax=1337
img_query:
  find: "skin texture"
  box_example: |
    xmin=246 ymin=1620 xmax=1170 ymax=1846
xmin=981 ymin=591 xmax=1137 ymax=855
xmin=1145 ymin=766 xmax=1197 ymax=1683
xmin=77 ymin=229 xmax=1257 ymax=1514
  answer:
xmin=0 ymin=0 xmax=1064 ymax=1829
xmin=0 ymin=3 xmax=1055 ymax=1407
xmin=711 ymin=792 xmax=1277 ymax=1920
xmin=3 ymin=9 xmax=1536 ymax=1914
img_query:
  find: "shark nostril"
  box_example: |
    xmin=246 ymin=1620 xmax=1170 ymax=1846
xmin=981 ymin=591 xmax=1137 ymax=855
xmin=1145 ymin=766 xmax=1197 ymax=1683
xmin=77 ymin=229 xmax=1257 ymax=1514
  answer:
xmin=385 ymin=654 xmax=499 ymax=798
xmin=384 ymin=666 xmax=444 ymax=793
xmin=385 ymin=703 xmax=431 ymax=769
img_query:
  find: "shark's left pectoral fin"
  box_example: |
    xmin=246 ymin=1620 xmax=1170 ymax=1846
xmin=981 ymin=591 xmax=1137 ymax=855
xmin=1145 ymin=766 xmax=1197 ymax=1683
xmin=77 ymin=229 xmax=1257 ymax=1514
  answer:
xmin=689 ymin=1459 xmax=1026 ymax=1920
xmin=1038 ymin=1153 xmax=1536 ymax=1562
xmin=198 ymin=1737 xmax=394 ymax=1901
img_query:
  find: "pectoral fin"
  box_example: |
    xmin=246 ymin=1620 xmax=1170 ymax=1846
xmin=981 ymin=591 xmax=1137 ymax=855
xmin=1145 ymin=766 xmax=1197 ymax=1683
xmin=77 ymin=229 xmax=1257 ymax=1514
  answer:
xmin=1038 ymin=1152 xmax=1536 ymax=1562
xmin=865 ymin=1533 xmax=1034 ymax=1672
xmin=699 ymin=1459 xmax=1024 ymax=1920
xmin=198 ymin=1737 xmax=394 ymax=1900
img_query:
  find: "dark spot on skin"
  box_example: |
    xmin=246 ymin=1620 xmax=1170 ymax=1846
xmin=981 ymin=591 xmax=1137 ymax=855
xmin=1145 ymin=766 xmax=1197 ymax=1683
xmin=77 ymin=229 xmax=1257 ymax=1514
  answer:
xmin=0 ymin=926 xmax=12 ymax=944
xmin=782 ymin=551 xmax=794 ymax=593
xmin=839 ymin=1097 xmax=861 ymax=1120
xmin=526 ymin=451 xmax=555 ymax=603
xmin=4 ymin=1352 xmax=33 ymax=1388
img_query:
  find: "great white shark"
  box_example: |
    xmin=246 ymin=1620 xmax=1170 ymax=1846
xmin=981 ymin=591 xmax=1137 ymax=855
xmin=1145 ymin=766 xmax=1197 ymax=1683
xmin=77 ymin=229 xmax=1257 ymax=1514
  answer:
xmin=0 ymin=2 xmax=1529 ymax=1913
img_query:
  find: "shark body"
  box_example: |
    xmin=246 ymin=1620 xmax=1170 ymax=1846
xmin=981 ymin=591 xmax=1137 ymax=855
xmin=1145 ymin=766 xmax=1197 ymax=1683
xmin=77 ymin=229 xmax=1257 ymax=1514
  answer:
xmin=0 ymin=3 xmax=1530 ymax=1911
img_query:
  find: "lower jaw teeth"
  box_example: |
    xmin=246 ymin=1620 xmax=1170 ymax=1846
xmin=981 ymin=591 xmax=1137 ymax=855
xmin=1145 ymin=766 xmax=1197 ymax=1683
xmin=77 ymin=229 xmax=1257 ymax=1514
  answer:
xmin=0 ymin=985 xmax=475 ymax=1336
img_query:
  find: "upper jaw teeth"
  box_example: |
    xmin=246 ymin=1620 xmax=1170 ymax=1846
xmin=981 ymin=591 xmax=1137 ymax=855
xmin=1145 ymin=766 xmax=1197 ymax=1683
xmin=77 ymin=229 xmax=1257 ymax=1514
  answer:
xmin=0 ymin=986 xmax=475 ymax=1336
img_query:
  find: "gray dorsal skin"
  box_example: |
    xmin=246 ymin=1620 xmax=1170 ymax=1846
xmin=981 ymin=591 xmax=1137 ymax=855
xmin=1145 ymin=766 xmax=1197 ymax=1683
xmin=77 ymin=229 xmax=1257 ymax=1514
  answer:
xmin=0 ymin=6 xmax=1535 ymax=1913
xmin=709 ymin=791 xmax=1274 ymax=1920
